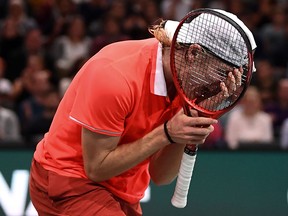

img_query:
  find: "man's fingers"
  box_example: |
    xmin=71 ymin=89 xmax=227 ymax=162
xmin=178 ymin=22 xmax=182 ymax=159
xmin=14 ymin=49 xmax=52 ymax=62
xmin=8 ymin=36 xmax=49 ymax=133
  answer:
xmin=187 ymin=117 xmax=218 ymax=126
xmin=233 ymin=68 xmax=242 ymax=87
xmin=220 ymin=81 xmax=229 ymax=97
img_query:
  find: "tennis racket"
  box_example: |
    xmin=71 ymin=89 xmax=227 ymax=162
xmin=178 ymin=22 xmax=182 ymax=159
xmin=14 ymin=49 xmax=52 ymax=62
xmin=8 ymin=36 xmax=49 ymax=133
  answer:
xmin=168 ymin=8 xmax=255 ymax=208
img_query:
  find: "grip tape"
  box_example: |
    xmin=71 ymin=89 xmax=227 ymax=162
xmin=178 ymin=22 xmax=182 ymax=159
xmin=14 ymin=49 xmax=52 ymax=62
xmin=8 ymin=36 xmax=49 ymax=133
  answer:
xmin=171 ymin=153 xmax=197 ymax=208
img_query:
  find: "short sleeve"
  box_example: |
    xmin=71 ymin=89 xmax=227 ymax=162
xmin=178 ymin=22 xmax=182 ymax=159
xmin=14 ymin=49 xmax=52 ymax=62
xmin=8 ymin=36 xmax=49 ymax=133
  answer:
xmin=69 ymin=59 xmax=132 ymax=136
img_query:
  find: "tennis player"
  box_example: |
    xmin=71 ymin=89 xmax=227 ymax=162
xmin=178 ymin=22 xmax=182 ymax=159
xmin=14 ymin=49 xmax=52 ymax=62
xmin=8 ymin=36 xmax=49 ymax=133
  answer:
xmin=29 ymin=9 xmax=256 ymax=215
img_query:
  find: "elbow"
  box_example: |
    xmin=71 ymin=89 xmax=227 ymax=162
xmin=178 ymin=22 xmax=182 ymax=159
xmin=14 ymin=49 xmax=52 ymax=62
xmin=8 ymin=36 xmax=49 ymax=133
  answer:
xmin=150 ymin=175 xmax=176 ymax=186
xmin=84 ymin=166 xmax=106 ymax=183
xmin=86 ymin=172 xmax=99 ymax=183
xmin=152 ymin=179 xmax=174 ymax=186
xmin=149 ymin=166 xmax=177 ymax=186
xmin=85 ymin=169 xmax=99 ymax=182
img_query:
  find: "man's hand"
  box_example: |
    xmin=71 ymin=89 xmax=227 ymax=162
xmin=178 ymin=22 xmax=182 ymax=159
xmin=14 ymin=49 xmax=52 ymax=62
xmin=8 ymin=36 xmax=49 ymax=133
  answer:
xmin=165 ymin=109 xmax=218 ymax=145
xmin=199 ymin=67 xmax=243 ymax=108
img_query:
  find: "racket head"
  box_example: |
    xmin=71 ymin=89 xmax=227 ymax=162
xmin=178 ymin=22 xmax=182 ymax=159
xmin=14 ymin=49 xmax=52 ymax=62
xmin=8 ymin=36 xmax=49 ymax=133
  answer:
xmin=170 ymin=8 xmax=254 ymax=118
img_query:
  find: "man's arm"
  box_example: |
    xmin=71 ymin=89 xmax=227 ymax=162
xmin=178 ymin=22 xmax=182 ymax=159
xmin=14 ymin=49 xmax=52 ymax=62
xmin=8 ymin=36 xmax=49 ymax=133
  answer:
xmin=149 ymin=143 xmax=185 ymax=185
xmin=82 ymin=109 xmax=217 ymax=183
xmin=82 ymin=125 xmax=168 ymax=182
xmin=149 ymin=109 xmax=215 ymax=185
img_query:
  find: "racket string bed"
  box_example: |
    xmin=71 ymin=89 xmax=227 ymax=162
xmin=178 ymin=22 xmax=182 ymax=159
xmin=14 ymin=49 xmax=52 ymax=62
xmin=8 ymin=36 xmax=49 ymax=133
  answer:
xmin=178 ymin=44 xmax=249 ymax=111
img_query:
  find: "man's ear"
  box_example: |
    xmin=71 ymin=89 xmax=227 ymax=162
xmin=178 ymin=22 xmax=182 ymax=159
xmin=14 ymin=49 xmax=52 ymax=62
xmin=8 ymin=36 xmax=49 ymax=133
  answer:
xmin=186 ymin=44 xmax=202 ymax=61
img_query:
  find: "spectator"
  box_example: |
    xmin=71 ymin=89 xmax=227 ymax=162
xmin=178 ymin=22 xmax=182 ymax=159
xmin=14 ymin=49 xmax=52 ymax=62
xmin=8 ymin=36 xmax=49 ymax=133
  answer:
xmin=259 ymin=6 xmax=287 ymax=68
xmin=51 ymin=15 xmax=91 ymax=77
xmin=59 ymin=57 xmax=87 ymax=97
xmin=44 ymin=0 xmax=77 ymax=47
xmin=122 ymin=9 xmax=150 ymax=40
xmin=161 ymin=0 xmax=193 ymax=20
xmin=0 ymin=57 xmax=14 ymax=108
xmin=280 ymin=118 xmax=288 ymax=150
xmin=1 ymin=24 xmax=53 ymax=83
xmin=255 ymin=0 xmax=275 ymax=28
xmin=27 ymin=0 xmax=56 ymax=35
xmin=18 ymin=69 xmax=55 ymax=142
xmin=250 ymin=58 xmax=279 ymax=108
xmin=0 ymin=18 xmax=25 ymax=82
xmin=89 ymin=16 xmax=130 ymax=55
xmin=0 ymin=0 xmax=8 ymax=20
xmin=18 ymin=27 xmax=56 ymax=76
xmin=78 ymin=0 xmax=109 ymax=36
xmin=0 ymin=105 xmax=22 ymax=144
xmin=225 ymin=86 xmax=273 ymax=150
xmin=107 ymin=0 xmax=127 ymax=21
xmin=227 ymin=0 xmax=245 ymax=16
xmin=279 ymin=12 xmax=288 ymax=73
xmin=265 ymin=78 xmax=288 ymax=137
xmin=25 ymin=87 xmax=60 ymax=145
xmin=11 ymin=54 xmax=46 ymax=105
xmin=1 ymin=0 xmax=37 ymax=36
xmin=134 ymin=0 xmax=162 ymax=25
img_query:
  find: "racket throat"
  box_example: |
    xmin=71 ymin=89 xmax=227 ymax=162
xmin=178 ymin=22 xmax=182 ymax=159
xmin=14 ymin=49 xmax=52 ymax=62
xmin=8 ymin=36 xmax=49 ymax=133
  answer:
xmin=184 ymin=145 xmax=198 ymax=156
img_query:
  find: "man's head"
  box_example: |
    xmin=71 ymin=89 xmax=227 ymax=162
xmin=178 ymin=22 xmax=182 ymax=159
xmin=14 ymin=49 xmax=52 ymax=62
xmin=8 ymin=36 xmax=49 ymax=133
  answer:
xmin=164 ymin=9 xmax=256 ymax=71
xmin=150 ymin=9 xmax=256 ymax=71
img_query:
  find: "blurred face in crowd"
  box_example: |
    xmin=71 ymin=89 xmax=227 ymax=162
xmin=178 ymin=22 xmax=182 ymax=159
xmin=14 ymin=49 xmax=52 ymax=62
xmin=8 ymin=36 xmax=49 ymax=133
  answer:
xmin=57 ymin=0 xmax=75 ymax=16
xmin=25 ymin=29 xmax=43 ymax=53
xmin=68 ymin=17 xmax=85 ymax=40
xmin=1 ymin=18 xmax=19 ymax=38
xmin=27 ymin=55 xmax=44 ymax=72
xmin=242 ymin=86 xmax=262 ymax=116
xmin=31 ymin=70 xmax=52 ymax=96
xmin=256 ymin=59 xmax=273 ymax=80
xmin=8 ymin=0 xmax=24 ymax=19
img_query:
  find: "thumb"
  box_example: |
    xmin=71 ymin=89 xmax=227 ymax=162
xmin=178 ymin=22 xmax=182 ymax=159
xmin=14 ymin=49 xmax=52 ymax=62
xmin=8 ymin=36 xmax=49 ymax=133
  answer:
xmin=189 ymin=108 xmax=199 ymax=117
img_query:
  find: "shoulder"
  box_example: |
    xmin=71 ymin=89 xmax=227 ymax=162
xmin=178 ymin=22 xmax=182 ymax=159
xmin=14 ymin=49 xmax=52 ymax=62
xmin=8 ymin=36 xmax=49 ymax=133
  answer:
xmin=96 ymin=38 xmax=159 ymax=57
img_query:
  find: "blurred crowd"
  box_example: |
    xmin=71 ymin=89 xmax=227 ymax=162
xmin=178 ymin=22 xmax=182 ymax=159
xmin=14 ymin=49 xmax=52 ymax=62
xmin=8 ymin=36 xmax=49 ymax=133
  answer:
xmin=0 ymin=0 xmax=287 ymax=150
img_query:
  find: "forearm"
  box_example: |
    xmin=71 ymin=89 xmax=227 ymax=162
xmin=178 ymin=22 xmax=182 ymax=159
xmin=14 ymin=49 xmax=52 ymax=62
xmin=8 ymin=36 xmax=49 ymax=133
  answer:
xmin=149 ymin=143 xmax=185 ymax=185
xmin=84 ymin=110 xmax=217 ymax=183
xmin=84 ymin=125 xmax=170 ymax=182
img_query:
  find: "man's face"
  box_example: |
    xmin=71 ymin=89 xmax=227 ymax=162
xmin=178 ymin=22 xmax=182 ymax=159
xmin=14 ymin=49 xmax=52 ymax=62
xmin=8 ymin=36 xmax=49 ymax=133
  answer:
xmin=176 ymin=44 xmax=234 ymax=86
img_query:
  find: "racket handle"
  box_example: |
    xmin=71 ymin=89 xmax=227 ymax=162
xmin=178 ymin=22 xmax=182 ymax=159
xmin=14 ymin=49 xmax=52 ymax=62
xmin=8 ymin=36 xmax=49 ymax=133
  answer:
xmin=171 ymin=150 xmax=197 ymax=208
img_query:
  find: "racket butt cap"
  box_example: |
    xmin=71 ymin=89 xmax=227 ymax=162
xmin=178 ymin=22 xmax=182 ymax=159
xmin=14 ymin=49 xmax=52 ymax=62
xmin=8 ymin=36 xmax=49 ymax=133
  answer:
xmin=171 ymin=197 xmax=187 ymax=208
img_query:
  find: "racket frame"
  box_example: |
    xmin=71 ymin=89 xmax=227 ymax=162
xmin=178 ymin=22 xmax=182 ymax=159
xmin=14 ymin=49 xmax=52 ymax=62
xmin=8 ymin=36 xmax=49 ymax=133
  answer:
xmin=170 ymin=8 xmax=254 ymax=208
xmin=170 ymin=8 xmax=254 ymax=119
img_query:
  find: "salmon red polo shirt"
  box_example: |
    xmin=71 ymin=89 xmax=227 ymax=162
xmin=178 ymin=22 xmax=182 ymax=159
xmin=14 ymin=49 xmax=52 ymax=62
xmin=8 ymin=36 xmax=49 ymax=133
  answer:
xmin=34 ymin=38 xmax=181 ymax=204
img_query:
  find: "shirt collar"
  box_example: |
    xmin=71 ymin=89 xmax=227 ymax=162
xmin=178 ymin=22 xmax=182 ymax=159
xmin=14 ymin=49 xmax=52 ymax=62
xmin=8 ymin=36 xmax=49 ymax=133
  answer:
xmin=150 ymin=43 xmax=167 ymax=97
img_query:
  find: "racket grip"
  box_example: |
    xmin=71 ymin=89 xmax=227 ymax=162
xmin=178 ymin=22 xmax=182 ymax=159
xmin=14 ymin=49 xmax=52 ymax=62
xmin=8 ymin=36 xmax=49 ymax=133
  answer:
xmin=171 ymin=151 xmax=197 ymax=208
